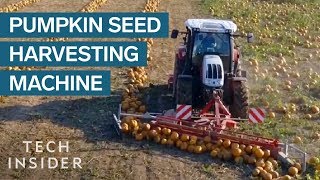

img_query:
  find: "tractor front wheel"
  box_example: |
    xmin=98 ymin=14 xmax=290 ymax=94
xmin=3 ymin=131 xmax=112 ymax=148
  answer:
xmin=230 ymin=81 xmax=249 ymax=119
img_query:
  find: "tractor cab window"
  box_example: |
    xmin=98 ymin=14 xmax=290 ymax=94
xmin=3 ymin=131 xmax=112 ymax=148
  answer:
xmin=192 ymin=32 xmax=230 ymax=58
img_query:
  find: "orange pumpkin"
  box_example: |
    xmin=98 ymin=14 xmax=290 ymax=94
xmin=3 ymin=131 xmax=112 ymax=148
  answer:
xmin=234 ymin=156 xmax=243 ymax=164
xmin=288 ymin=166 xmax=298 ymax=176
xmin=232 ymin=148 xmax=242 ymax=157
xmin=180 ymin=142 xmax=188 ymax=150
xmin=252 ymin=168 xmax=260 ymax=176
xmin=161 ymin=138 xmax=168 ymax=145
xmin=216 ymin=139 xmax=223 ymax=147
xmin=187 ymin=145 xmax=195 ymax=153
xmin=263 ymin=149 xmax=271 ymax=159
xmin=176 ymin=140 xmax=182 ymax=148
xmin=181 ymin=134 xmax=190 ymax=142
xmin=149 ymin=129 xmax=158 ymax=138
xmin=194 ymin=146 xmax=203 ymax=154
xmin=170 ymin=132 xmax=179 ymax=141
xmin=154 ymin=135 xmax=161 ymax=143
xmin=293 ymin=162 xmax=301 ymax=172
xmin=138 ymin=105 xmax=146 ymax=113
xmin=206 ymin=143 xmax=213 ymax=151
xmin=135 ymin=133 xmax=144 ymax=141
xmin=270 ymin=171 xmax=279 ymax=179
xmin=254 ymin=149 xmax=265 ymax=158
xmin=121 ymin=123 xmax=129 ymax=133
xmin=231 ymin=143 xmax=239 ymax=150
xmin=142 ymin=123 xmax=151 ymax=131
xmin=204 ymin=136 xmax=211 ymax=143
xmin=222 ymin=139 xmax=231 ymax=148
xmin=154 ymin=127 xmax=162 ymax=134
xmin=167 ymin=139 xmax=174 ymax=146
xmin=210 ymin=149 xmax=218 ymax=157
xmin=245 ymin=145 xmax=253 ymax=154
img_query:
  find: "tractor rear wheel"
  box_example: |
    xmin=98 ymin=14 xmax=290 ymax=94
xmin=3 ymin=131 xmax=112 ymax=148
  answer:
xmin=230 ymin=81 xmax=248 ymax=118
xmin=176 ymin=75 xmax=192 ymax=105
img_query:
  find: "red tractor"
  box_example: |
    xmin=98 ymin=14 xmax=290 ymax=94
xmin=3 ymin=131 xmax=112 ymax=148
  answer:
xmin=169 ymin=19 xmax=254 ymax=118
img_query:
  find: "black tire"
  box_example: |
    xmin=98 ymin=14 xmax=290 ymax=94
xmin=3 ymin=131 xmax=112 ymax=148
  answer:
xmin=230 ymin=81 xmax=249 ymax=118
xmin=176 ymin=76 xmax=192 ymax=105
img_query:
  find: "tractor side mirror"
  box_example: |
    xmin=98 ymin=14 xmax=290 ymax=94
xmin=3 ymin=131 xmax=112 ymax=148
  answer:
xmin=171 ymin=29 xmax=179 ymax=39
xmin=247 ymin=33 xmax=254 ymax=43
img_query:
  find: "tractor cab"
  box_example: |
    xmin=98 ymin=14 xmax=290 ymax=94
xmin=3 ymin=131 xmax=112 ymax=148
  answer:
xmin=170 ymin=19 xmax=253 ymax=118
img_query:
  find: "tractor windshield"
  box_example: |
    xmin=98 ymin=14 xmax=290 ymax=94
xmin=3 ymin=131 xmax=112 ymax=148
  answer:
xmin=192 ymin=32 xmax=231 ymax=57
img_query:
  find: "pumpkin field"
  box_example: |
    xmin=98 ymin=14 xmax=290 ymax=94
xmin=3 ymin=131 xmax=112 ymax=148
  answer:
xmin=0 ymin=0 xmax=319 ymax=179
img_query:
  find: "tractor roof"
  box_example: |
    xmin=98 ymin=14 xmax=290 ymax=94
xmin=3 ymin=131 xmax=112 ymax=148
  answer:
xmin=185 ymin=19 xmax=237 ymax=33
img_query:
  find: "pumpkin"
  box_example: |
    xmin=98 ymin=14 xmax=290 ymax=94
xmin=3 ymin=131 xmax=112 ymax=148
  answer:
xmin=204 ymin=136 xmax=211 ymax=143
xmin=149 ymin=129 xmax=158 ymax=138
xmin=170 ymin=132 xmax=179 ymax=141
xmin=122 ymin=101 xmax=130 ymax=111
xmin=264 ymin=161 xmax=273 ymax=168
xmin=270 ymin=170 xmax=279 ymax=179
xmin=121 ymin=123 xmax=129 ymax=133
xmin=154 ymin=127 xmax=162 ymax=134
xmin=311 ymin=105 xmax=319 ymax=114
xmin=180 ymin=134 xmax=190 ymax=142
xmin=254 ymin=149 xmax=264 ymax=158
xmin=132 ymin=125 xmax=139 ymax=132
xmin=293 ymin=162 xmax=301 ymax=172
xmin=129 ymin=119 xmax=138 ymax=128
xmin=190 ymin=135 xmax=197 ymax=141
xmin=135 ymin=133 xmax=144 ymax=141
xmin=201 ymin=144 xmax=207 ymax=152
xmin=176 ymin=140 xmax=182 ymax=148
xmin=252 ymin=168 xmax=260 ymax=176
xmin=167 ymin=139 xmax=174 ymax=146
xmin=288 ymin=166 xmax=298 ymax=176
xmin=189 ymin=139 xmax=197 ymax=145
xmin=180 ymin=142 xmax=188 ymax=150
xmin=234 ymin=156 xmax=243 ymax=164
xmin=194 ymin=146 xmax=202 ymax=154
xmin=239 ymin=144 xmax=246 ymax=150
xmin=210 ymin=149 xmax=218 ymax=157
xmin=248 ymin=156 xmax=257 ymax=164
xmin=187 ymin=145 xmax=195 ymax=153
xmin=308 ymin=156 xmax=319 ymax=165
xmin=222 ymin=139 xmax=231 ymax=148
xmin=216 ymin=139 xmax=223 ymax=147
xmin=138 ymin=105 xmax=146 ymax=113
xmin=245 ymin=145 xmax=253 ymax=154
xmin=252 ymin=145 xmax=260 ymax=154
xmin=293 ymin=136 xmax=302 ymax=144
xmin=154 ymin=135 xmax=161 ymax=143
xmin=141 ymin=131 xmax=148 ymax=137
xmin=255 ymin=159 xmax=265 ymax=168
xmin=270 ymin=160 xmax=278 ymax=169
xmin=282 ymin=175 xmax=292 ymax=180
xmin=206 ymin=143 xmax=213 ymax=151
xmin=263 ymin=149 xmax=271 ymax=159
xmin=142 ymin=123 xmax=151 ymax=131
xmin=262 ymin=172 xmax=273 ymax=180
xmin=161 ymin=138 xmax=168 ymax=145
xmin=264 ymin=165 xmax=273 ymax=172
xmin=232 ymin=148 xmax=242 ymax=157
xmin=231 ymin=143 xmax=239 ymax=150
xmin=222 ymin=150 xmax=232 ymax=160
xmin=162 ymin=128 xmax=171 ymax=135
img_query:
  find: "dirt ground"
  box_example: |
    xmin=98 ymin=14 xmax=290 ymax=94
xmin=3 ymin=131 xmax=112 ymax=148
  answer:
xmin=0 ymin=0 xmax=248 ymax=179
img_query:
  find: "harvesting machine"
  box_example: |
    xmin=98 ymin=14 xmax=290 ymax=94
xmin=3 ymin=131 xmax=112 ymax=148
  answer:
xmin=113 ymin=18 xmax=308 ymax=172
